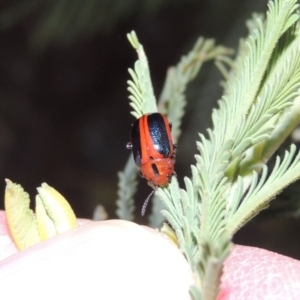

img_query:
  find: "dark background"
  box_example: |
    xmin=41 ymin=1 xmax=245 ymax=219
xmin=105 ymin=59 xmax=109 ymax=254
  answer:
xmin=1 ymin=0 xmax=300 ymax=260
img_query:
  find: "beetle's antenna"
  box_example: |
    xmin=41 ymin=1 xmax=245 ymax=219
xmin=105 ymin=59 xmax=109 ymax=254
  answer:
xmin=141 ymin=189 xmax=155 ymax=216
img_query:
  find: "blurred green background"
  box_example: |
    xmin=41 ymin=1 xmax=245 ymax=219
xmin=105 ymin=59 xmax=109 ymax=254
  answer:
xmin=1 ymin=0 xmax=300 ymax=260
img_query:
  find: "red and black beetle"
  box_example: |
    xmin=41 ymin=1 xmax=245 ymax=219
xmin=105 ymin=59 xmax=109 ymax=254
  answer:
xmin=127 ymin=112 xmax=175 ymax=187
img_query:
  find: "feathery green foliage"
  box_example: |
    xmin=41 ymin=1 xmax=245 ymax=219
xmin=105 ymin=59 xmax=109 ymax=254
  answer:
xmin=150 ymin=38 xmax=232 ymax=228
xmin=116 ymin=33 xmax=232 ymax=223
xmin=127 ymin=31 xmax=157 ymax=118
xmin=227 ymin=144 xmax=300 ymax=233
xmin=158 ymin=37 xmax=233 ymax=140
xmin=120 ymin=0 xmax=300 ymax=298
xmin=115 ymin=156 xmax=137 ymax=221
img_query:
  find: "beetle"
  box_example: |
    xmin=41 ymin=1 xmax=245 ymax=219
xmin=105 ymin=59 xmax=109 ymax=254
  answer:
xmin=126 ymin=112 xmax=175 ymax=188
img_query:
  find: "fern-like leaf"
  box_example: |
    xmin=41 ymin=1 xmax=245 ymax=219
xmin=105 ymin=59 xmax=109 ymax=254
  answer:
xmin=127 ymin=31 xmax=157 ymax=117
xmin=115 ymin=156 xmax=137 ymax=221
xmin=227 ymin=144 xmax=300 ymax=234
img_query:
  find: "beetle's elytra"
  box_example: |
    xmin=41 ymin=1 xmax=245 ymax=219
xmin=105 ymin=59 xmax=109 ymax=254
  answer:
xmin=127 ymin=113 xmax=175 ymax=187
